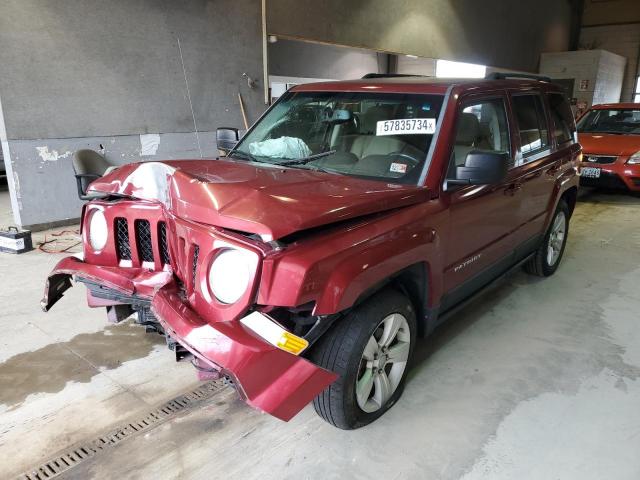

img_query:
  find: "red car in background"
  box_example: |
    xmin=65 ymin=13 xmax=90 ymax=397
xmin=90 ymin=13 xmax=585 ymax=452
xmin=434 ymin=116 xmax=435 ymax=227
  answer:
xmin=577 ymin=103 xmax=640 ymax=191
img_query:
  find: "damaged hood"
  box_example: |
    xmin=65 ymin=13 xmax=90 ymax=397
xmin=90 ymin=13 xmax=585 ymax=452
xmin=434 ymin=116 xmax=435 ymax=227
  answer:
xmin=88 ymin=159 xmax=429 ymax=240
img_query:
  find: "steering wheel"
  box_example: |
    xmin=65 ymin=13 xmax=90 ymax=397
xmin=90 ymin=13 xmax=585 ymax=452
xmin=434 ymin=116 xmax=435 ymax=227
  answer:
xmin=388 ymin=151 xmax=421 ymax=167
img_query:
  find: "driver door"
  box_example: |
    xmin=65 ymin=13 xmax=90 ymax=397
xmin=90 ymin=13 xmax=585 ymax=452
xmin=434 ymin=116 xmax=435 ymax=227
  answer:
xmin=441 ymin=94 xmax=520 ymax=310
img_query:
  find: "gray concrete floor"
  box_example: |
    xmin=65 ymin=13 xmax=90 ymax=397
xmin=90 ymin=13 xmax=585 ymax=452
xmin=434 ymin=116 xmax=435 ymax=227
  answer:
xmin=1 ymin=187 xmax=639 ymax=480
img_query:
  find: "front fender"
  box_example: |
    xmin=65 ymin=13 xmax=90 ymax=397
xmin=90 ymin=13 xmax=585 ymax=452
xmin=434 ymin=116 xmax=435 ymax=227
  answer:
xmin=314 ymin=229 xmax=438 ymax=315
xmin=258 ymin=202 xmax=447 ymax=316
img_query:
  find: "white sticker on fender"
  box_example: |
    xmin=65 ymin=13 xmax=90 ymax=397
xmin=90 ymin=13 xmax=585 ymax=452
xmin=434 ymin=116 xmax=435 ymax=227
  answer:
xmin=377 ymin=118 xmax=436 ymax=136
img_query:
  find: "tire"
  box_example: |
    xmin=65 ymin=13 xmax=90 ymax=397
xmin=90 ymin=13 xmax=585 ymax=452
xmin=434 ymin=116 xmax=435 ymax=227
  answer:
xmin=309 ymin=288 xmax=417 ymax=429
xmin=524 ymin=199 xmax=570 ymax=277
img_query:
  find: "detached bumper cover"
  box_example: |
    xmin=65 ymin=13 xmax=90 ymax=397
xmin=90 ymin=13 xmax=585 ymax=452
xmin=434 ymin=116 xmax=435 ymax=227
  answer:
xmin=41 ymin=256 xmax=172 ymax=311
xmin=152 ymin=286 xmax=337 ymax=421
xmin=42 ymin=256 xmax=337 ymax=421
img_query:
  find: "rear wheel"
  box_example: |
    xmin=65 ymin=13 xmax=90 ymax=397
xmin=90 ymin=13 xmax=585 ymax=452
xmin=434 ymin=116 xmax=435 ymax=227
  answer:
xmin=524 ymin=199 xmax=570 ymax=277
xmin=310 ymin=289 xmax=416 ymax=429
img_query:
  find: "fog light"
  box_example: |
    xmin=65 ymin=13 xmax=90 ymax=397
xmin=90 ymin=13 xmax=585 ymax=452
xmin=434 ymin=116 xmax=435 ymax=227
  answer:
xmin=240 ymin=311 xmax=309 ymax=355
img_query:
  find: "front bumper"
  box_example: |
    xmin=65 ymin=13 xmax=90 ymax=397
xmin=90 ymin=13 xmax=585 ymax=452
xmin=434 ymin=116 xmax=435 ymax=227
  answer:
xmin=42 ymin=256 xmax=337 ymax=421
xmin=579 ymin=159 xmax=640 ymax=191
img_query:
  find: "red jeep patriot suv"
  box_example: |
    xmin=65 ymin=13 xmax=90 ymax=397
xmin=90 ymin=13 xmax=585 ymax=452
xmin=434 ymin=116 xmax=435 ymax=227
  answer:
xmin=43 ymin=73 xmax=579 ymax=429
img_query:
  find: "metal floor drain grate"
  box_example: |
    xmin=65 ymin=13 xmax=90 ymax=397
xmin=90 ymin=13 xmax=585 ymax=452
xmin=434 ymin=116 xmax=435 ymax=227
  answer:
xmin=16 ymin=380 xmax=226 ymax=480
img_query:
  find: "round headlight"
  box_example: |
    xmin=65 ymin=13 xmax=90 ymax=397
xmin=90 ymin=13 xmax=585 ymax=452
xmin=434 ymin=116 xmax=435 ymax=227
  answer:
xmin=208 ymin=249 xmax=253 ymax=304
xmin=88 ymin=209 xmax=108 ymax=251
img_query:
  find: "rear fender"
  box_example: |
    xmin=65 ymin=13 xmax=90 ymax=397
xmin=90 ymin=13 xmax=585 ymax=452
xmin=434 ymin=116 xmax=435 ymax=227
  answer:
xmin=543 ymin=166 xmax=579 ymax=232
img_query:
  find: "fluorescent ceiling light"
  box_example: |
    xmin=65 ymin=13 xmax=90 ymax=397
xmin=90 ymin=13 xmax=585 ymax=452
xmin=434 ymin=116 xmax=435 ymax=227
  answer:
xmin=436 ymin=59 xmax=486 ymax=78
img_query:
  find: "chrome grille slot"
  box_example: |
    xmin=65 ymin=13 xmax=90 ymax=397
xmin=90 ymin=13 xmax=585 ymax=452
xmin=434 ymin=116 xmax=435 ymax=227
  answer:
xmin=192 ymin=245 xmax=200 ymax=286
xmin=115 ymin=218 xmax=131 ymax=260
xmin=158 ymin=222 xmax=170 ymax=265
xmin=134 ymin=219 xmax=154 ymax=263
xmin=175 ymin=237 xmax=187 ymax=281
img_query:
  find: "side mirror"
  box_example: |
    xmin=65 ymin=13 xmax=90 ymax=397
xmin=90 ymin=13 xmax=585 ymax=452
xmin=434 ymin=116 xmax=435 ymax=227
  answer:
xmin=216 ymin=127 xmax=240 ymax=154
xmin=449 ymin=151 xmax=509 ymax=186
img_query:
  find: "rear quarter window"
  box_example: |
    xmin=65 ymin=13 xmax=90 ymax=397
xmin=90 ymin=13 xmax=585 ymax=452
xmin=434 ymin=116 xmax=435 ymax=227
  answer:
xmin=547 ymin=93 xmax=576 ymax=145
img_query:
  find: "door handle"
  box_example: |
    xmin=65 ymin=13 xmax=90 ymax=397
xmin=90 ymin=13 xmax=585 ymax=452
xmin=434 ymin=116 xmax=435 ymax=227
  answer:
xmin=504 ymin=183 xmax=522 ymax=196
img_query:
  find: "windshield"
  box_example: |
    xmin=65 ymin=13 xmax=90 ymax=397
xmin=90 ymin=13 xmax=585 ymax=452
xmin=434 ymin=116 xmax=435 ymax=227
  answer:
xmin=231 ymin=91 xmax=444 ymax=184
xmin=577 ymin=108 xmax=640 ymax=134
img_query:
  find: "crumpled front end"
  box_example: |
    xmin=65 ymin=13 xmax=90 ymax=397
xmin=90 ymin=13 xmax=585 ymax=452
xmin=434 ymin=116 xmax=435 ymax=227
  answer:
xmin=42 ymin=196 xmax=337 ymax=421
xmin=151 ymin=285 xmax=337 ymax=421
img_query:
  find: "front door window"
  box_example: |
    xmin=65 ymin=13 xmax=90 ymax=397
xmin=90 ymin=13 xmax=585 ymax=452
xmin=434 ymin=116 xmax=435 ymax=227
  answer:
xmin=450 ymin=98 xmax=511 ymax=173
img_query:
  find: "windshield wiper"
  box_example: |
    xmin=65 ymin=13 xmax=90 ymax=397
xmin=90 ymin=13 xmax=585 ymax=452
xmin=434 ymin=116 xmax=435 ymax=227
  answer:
xmin=279 ymin=150 xmax=337 ymax=166
xmin=227 ymin=150 xmax=259 ymax=162
xmin=288 ymin=163 xmax=343 ymax=175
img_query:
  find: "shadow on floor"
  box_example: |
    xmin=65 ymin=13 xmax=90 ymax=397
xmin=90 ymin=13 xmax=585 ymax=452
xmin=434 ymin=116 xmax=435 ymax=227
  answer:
xmin=578 ymin=186 xmax=640 ymax=205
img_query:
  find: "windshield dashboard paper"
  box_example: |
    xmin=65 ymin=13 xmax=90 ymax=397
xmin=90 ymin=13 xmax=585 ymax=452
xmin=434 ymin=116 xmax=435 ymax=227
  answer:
xmin=377 ymin=118 xmax=436 ymax=136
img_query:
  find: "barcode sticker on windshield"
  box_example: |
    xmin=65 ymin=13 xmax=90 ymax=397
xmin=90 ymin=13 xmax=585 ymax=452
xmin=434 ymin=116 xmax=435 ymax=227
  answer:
xmin=376 ymin=118 xmax=436 ymax=136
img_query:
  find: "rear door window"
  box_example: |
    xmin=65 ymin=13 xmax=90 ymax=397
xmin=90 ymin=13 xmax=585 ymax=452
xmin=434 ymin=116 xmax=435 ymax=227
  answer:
xmin=547 ymin=93 xmax=575 ymax=145
xmin=512 ymin=94 xmax=550 ymax=162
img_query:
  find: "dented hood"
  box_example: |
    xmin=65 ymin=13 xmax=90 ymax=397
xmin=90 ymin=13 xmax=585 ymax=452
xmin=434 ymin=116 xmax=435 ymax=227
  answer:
xmin=88 ymin=159 xmax=428 ymax=240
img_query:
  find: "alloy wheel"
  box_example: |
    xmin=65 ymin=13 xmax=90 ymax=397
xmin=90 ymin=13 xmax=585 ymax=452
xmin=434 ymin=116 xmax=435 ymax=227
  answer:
xmin=547 ymin=210 xmax=566 ymax=266
xmin=355 ymin=313 xmax=411 ymax=413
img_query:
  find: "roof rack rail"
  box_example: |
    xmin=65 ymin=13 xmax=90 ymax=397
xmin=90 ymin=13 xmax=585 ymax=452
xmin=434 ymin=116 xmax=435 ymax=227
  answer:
xmin=361 ymin=73 xmax=428 ymax=79
xmin=486 ymin=72 xmax=552 ymax=82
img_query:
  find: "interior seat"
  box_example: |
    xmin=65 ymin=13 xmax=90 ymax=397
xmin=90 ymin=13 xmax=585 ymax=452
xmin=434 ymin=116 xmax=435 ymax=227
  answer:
xmin=350 ymin=105 xmax=405 ymax=158
xmin=453 ymin=112 xmax=486 ymax=166
xmin=72 ymin=149 xmax=112 ymax=200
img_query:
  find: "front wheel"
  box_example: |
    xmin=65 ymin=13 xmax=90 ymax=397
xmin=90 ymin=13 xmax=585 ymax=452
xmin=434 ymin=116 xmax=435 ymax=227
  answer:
xmin=524 ymin=199 xmax=570 ymax=277
xmin=310 ymin=289 xmax=416 ymax=429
